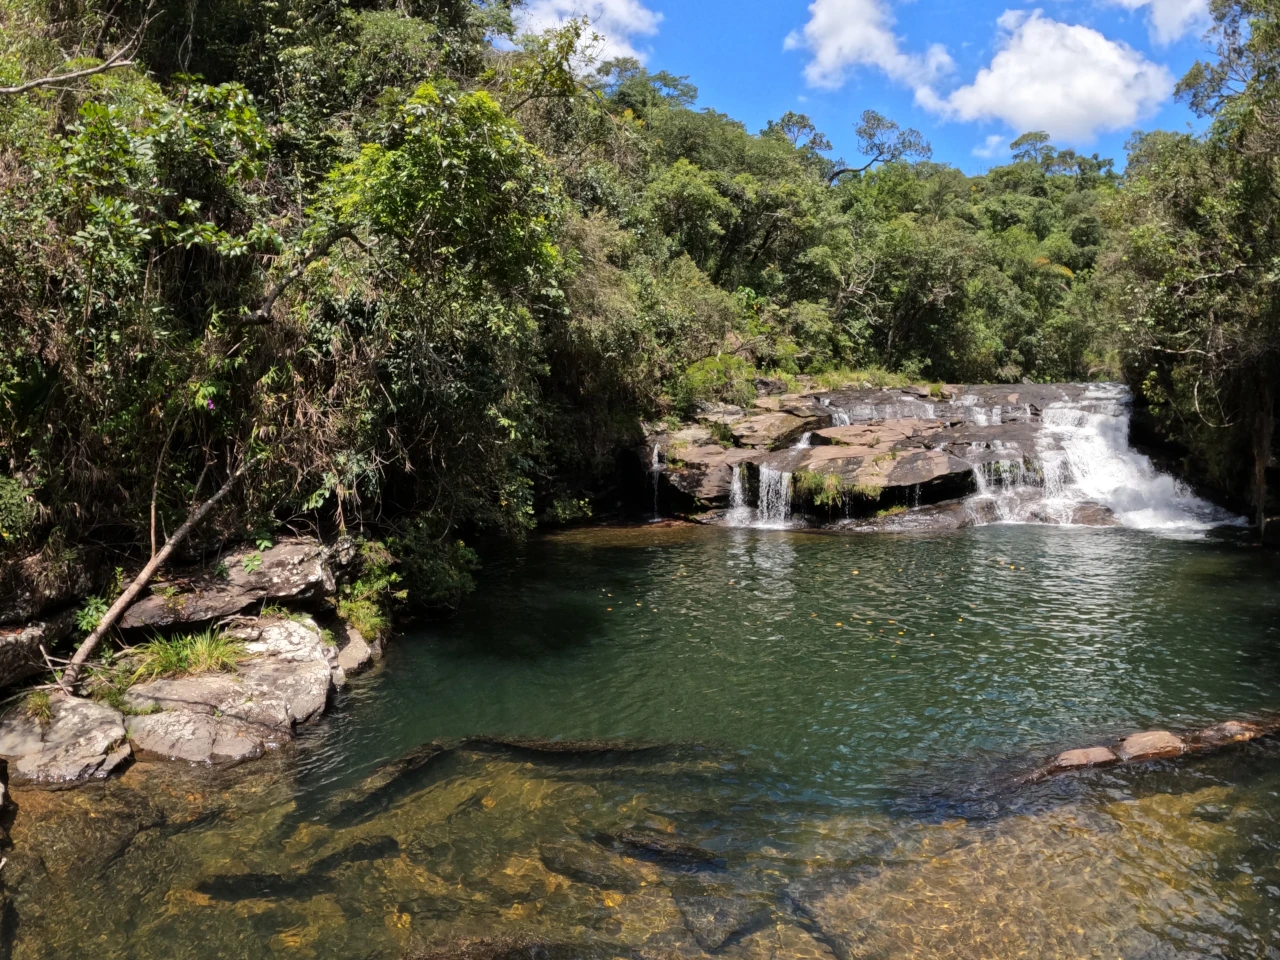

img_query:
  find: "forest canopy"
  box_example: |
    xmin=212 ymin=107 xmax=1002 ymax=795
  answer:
xmin=0 ymin=0 xmax=1276 ymax=614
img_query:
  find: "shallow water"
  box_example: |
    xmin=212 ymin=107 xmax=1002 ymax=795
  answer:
xmin=8 ymin=525 xmax=1280 ymax=959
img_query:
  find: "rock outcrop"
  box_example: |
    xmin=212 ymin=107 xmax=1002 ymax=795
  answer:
xmin=0 ymin=609 xmax=76 ymax=690
xmin=118 ymin=538 xmax=354 ymax=630
xmin=0 ymin=696 xmax=130 ymax=785
xmin=123 ymin=617 xmax=340 ymax=764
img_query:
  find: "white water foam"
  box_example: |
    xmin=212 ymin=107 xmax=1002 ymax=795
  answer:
xmin=757 ymin=466 xmax=793 ymax=529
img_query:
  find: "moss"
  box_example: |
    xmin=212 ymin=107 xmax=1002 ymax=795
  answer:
xmin=876 ymin=505 xmax=908 ymax=517
xmin=850 ymin=482 xmax=885 ymax=500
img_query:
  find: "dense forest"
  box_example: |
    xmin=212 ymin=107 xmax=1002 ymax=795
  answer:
xmin=0 ymin=0 xmax=1277 ymax=625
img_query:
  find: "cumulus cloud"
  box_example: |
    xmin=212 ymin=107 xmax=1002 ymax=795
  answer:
xmin=973 ymin=134 xmax=1008 ymax=158
xmin=918 ymin=10 xmax=1174 ymax=142
xmin=1106 ymin=0 xmax=1209 ymax=44
xmin=784 ymin=0 xmax=953 ymax=92
xmin=518 ymin=0 xmax=663 ymax=62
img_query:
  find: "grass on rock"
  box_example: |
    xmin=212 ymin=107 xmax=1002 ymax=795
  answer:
xmin=131 ymin=629 xmax=247 ymax=682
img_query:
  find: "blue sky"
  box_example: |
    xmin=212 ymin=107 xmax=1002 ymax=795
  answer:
xmin=516 ymin=0 xmax=1218 ymax=172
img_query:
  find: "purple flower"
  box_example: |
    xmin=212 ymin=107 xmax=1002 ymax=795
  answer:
xmin=206 ymin=399 xmax=216 ymax=410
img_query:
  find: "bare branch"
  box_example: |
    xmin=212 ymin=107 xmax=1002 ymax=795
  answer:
xmin=0 ymin=4 xmax=156 ymax=96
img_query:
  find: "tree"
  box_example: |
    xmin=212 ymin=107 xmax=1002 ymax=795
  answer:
xmin=829 ymin=110 xmax=931 ymax=183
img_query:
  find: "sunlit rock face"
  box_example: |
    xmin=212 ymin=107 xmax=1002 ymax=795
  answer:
xmin=648 ymin=383 xmax=1242 ymax=534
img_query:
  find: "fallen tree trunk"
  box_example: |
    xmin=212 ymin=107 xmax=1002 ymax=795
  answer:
xmin=61 ymin=464 xmax=246 ymax=691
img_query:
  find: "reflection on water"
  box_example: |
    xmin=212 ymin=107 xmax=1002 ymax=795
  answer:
xmin=6 ymin=525 xmax=1280 ymax=959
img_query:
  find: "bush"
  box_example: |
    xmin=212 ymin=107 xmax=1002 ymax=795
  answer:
xmin=23 ymin=689 xmax=53 ymax=724
xmin=0 ymin=477 xmax=36 ymax=546
xmin=680 ymin=355 xmax=758 ymax=409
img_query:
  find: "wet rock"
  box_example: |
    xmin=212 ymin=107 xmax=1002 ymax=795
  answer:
xmin=675 ymin=892 xmax=772 ymax=951
xmin=1116 ymin=730 xmax=1185 ymax=762
xmin=538 ymin=842 xmax=643 ymax=891
xmin=602 ymin=831 xmax=726 ymax=870
xmin=1197 ymin=720 xmax=1266 ymax=746
xmin=0 ymin=610 xmax=75 ymax=690
xmin=407 ymin=938 xmax=621 ymax=960
xmin=335 ymin=623 xmax=376 ymax=676
xmin=125 ymin=711 xmax=278 ymax=764
xmin=1069 ymin=503 xmax=1120 ymax=526
xmin=118 ymin=538 xmax=352 ymax=629
xmin=469 ymin=737 xmax=662 ymax=757
xmin=1052 ymin=746 xmax=1118 ymax=771
xmin=196 ymin=836 xmax=400 ymax=902
xmin=325 ymin=741 xmax=453 ymax=828
xmin=0 ymin=696 xmax=128 ymax=785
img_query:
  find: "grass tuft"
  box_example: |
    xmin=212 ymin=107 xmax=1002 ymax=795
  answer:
xmin=23 ymin=689 xmax=53 ymax=724
xmin=131 ymin=629 xmax=246 ymax=682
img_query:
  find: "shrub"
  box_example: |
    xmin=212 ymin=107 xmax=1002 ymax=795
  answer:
xmin=0 ymin=477 xmax=36 ymax=546
xmin=680 ymin=355 xmax=758 ymax=409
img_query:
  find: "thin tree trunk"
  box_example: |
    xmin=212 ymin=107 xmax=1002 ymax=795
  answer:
xmin=1254 ymin=377 xmax=1274 ymax=542
xmin=61 ymin=464 xmax=246 ymax=691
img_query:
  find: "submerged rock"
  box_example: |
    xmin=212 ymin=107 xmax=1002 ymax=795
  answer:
xmin=538 ymin=842 xmax=643 ymax=891
xmin=601 ymin=830 xmax=726 ymax=870
xmin=407 ymin=938 xmax=623 ymax=960
xmin=0 ymin=696 xmax=129 ymax=785
xmin=119 ymin=538 xmax=353 ymax=630
xmin=674 ymin=892 xmax=772 ymax=952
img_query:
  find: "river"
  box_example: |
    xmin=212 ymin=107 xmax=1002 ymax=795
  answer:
xmin=7 ymin=523 xmax=1280 ymax=958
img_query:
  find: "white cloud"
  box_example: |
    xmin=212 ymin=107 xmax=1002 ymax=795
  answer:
xmin=518 ymin=0 xmax=663 ymax=62
xmin=973 ymin=133 xmax=1008 ymax=158
xmin=784 ymin=0 xmax=953 ymax=92
xmin=1106 ymin=0 xmax=1209 ymax=44
xmin=919 ymin=10 xmax=1174 ymax=142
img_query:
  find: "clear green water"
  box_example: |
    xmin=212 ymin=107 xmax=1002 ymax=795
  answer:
xmin=9 ymin=525 xmax=1280 ymax=959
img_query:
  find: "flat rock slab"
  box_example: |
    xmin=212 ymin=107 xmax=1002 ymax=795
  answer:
xmin=1198 ymin=721 xmax=1265 ymax=745
xmin=729 ymin=413 xmax=811 ymax=449
xmin=1116 ymin=730 xmax=1185 ymax=761
xmin=119 ymin=539 xmax=351 ymax=629
xmin=126 ymin=711 xmax=279 ymax=764
xmin=0 ymin=697 xmax=129 ymax=785
xmin=1054 ymin=746 xmax=1118 ymax=770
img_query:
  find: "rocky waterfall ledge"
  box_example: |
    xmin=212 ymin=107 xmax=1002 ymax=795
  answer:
xmin=646 ymin=382 xmax=1237 ymax=533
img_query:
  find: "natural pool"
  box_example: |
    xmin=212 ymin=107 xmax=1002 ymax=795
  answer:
xmin=7 ymin=524 xmax=1280 ymax=958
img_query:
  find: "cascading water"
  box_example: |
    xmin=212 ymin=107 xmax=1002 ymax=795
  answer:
xmin=756 ymin=466 xmax=793 ymax=528
xmin=649 ymin=444 xmax=661 ymax=520
xmin=1031 ymin=384 xmax=1239 ymax=532
xmin=726 ymin=464 xmax=754 ymax=527
xmin=955 ymin=384 xmax=1240 ymax=532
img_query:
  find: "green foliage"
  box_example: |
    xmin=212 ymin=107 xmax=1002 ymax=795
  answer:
xmin=681 ymin=355 xmax=758 ymax=409
xmin=794 ymin=470 xmax=847 ymax=509
xmin=388 ymin=520 xmax=479 ymax=612
xmin=0 ymin=477 xmax=35 ymax=545
xmin=130 ymin=629 xmax=246 ymax=682
xmin=76 ymin=595 xmax=110 ymax=634
xmin=336 ymin=540 xmax=404 ymax=639
xmin=23 ymin=689 xmax=52 ymax=724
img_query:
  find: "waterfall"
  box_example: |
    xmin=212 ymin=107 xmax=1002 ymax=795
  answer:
xmin=726 ymin=464 xmax=753 ymax=527
xmin=1032 ymin=384 xmax=1240 ymax=532
xmin=795 ymin=432 xmax=813 ymax=449
xmin=757 ymin=466 xmax=793 ymax=528
xmin=958 ymin=384 xmax=1241 ymax=532
xmin=649 ymin=444 xmax=661 ymax=519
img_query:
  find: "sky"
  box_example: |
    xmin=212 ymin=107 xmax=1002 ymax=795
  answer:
xmin=514 ymin=0 xmax=1220 ymax=172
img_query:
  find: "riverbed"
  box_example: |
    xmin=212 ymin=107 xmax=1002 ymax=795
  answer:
xmin=7 ymin=524 xmax=1280 ymax=958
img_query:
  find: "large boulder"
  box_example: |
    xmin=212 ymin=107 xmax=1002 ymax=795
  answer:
xmin=728 ymin=412 xmax=815 ymax=449
xmin=124 ymin=618 xmax=337 ymax=733
xmin=119 ymin=538 xmax=354 ymax=630
xmin=0 ymin=696 xmax=130 ymax=785
xmin=0 ymin=609 xmax=76 ymax=690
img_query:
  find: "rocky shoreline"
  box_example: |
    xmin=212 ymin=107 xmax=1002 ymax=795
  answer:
xmin=0 ymin=537 xmax=382 ymax=788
